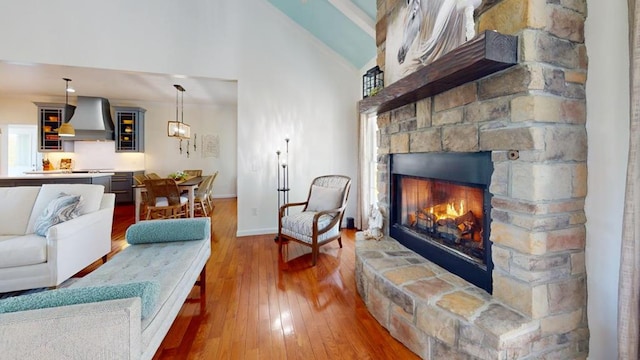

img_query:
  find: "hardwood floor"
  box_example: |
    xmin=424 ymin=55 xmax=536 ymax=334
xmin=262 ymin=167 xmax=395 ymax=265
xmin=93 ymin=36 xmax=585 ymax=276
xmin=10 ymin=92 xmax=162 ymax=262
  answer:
xmin=107 ymin=199 xmax=418 ymax=360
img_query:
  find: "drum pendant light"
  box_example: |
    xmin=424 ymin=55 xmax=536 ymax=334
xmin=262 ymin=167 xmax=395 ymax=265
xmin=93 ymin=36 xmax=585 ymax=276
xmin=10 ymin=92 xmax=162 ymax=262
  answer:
xmin=58 ymin=78 xmax=75 ymax=137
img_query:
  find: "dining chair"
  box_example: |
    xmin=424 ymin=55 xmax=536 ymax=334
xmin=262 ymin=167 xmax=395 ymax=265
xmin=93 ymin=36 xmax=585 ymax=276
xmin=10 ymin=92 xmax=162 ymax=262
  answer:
xmin=193 ymin=174 xmax=215 ymax=217
xmin=183 ymin=169 xmax=202 ymax=177
xmin=143 ymin=178 xmax=189 ymax=219
xmin=205 ymin=171 xmax=219 ymax=212
xmin=133 ymin=174 xmax=149 ymax=215
xmin=277 ymin=175 xmax=351 ymax=266
xmin=133 ymin=174 xmax=148 ymax=185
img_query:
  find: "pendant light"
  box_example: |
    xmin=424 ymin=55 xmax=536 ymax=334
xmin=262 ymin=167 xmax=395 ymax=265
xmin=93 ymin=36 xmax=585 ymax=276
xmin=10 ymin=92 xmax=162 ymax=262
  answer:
xmin=167 ymin=84 xmax=190 ymax=139
xmin=57 ymin=78 xmax=76 ymax=137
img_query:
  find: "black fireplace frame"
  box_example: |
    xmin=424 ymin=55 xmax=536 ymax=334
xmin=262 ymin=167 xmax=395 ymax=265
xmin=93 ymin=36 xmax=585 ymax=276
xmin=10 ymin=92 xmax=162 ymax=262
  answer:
xmin=389 ymin=152 xmax=494 ymax=293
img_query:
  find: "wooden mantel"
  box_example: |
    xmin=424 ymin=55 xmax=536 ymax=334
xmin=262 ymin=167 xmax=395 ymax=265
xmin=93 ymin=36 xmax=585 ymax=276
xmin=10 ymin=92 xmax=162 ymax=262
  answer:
xmin=359 ymin=31 xmax=518 ymax=115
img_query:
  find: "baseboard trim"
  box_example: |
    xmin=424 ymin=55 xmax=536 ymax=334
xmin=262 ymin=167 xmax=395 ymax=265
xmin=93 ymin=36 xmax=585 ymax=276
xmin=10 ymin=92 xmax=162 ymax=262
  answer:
xmin=212 ymin=194 xmax=236 ymax=199
xmin=236 ymin=228 xmax=277 ymax=237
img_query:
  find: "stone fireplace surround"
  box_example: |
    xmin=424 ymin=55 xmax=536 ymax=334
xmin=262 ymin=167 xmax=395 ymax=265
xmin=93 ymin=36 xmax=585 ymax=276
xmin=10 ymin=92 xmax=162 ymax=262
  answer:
xmin=354 ymin=1 xmax=588 ymax=358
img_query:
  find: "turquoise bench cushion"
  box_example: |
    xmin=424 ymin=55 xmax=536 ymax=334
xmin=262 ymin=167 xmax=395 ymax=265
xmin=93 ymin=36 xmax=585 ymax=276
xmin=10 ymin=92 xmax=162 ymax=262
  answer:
xmin=0 ymin=281 xmax=160 ymax=319
xmin=126 ymin=218 xmax=210 ymax=244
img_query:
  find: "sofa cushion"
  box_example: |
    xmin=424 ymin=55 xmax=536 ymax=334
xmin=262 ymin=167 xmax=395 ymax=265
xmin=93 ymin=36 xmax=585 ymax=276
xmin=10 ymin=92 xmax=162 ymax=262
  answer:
xmin=306 ymin=185 xmax=343 ymax=212
xmin=126 ymin=218 xmax=210 ymax=244
xmin=0 ymin=281 xmax=160 ymax=319
xmin=26 ymin=184 xmax=104 ymax=234
xmin=0 ymin=187 xmax=40 ymax=236
xmin=281 ymin=211 xmax=340 ymax=244
xmin=34 ymin=193 xmax=81 ymax=236
xmin=0 ymin=234 xmax=47 ymax=269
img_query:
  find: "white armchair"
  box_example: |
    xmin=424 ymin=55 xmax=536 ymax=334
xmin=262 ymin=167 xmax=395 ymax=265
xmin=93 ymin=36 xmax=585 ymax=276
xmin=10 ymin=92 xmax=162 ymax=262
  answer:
xmin=0 ymin=185 xmax=115 ymax=293
xmin=277 ymin=175 xmax=351 ymax=265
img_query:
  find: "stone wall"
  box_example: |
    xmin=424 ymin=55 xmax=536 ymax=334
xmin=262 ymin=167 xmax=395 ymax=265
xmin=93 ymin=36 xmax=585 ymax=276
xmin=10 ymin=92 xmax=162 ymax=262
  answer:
xmin=359 ymin=0 xmax=589 ymax=358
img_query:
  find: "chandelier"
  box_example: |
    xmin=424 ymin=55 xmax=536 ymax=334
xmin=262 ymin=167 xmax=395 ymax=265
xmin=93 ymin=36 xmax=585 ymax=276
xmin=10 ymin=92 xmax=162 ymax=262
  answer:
xmin=167 ymin=84 xmax=190 ymax=139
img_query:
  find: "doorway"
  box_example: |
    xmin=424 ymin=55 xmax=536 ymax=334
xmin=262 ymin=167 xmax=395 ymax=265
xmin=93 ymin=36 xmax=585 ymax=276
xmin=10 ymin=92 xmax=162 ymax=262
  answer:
xmin=7 ymin=125 xmax=39 ymax=176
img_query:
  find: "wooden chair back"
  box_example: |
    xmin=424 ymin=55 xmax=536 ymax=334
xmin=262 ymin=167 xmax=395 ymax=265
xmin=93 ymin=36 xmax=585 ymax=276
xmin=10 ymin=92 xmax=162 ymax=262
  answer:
xmin=207 ymin=171 xmax=218 ymax=197
xmin=183 ymin=169 xmax=203 ymax=177
xmin=195 ymin=175 xmax=214 ymax=198
xmin=143 ymin=178 xmax=188 ymax=219
xmin=144 ymin=178 xmax=182 ymax=206
xmin=303 ymin=175 xmax=352 ymax=213
xmin=133 ymin=174 xmax=148 ymax=185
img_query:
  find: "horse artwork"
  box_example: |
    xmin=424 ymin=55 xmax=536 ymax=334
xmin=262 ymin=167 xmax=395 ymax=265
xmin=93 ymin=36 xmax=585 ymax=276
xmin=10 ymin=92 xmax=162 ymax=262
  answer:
xmin=385 ymin=0 xmax=482 ymax=84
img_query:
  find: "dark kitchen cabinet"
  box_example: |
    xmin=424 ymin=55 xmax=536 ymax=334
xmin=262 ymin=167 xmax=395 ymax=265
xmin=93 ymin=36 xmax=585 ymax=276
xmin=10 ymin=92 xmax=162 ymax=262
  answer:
xmin=114 ymin=107 xmax=145 ymax=152
xmin=110 ymin=171 xmax=144 ymax=204
xmin=34 ymin=102 xmax=74 ymax=152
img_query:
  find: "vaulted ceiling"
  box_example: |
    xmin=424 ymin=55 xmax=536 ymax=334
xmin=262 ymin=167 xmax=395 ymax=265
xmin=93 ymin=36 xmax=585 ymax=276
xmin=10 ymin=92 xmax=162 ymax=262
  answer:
xmin=266 ymin=0 xmax=377 ymax=69
xmin=0 ymin=0 xmax=377 ymax=106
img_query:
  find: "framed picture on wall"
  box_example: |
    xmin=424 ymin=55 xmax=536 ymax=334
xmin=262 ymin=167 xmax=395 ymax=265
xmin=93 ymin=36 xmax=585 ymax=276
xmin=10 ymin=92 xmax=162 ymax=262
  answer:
xmin=385 ymin=0 xmax=481 ymax=85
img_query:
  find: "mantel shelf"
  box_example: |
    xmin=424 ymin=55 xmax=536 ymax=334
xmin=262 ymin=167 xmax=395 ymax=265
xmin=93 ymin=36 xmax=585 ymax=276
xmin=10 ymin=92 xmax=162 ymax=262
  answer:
xmin=359 ymin=31 xmax=518 ymax=115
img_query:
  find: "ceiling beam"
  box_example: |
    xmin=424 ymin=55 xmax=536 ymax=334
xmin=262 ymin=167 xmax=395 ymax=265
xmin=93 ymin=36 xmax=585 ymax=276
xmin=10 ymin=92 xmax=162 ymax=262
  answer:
xmin=328 ymin=0 xmax=375 ymax=38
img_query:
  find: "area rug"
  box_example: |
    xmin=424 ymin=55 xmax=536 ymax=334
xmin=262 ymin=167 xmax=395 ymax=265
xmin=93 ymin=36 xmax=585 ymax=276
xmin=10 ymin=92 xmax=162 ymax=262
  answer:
xmin=0 ymin=277 xmax=79 ymax=300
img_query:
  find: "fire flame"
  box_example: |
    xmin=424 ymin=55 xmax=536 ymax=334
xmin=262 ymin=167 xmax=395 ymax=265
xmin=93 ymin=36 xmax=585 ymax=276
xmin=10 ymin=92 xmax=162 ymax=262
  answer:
xmin=427 ymin=200 xmax=466 ymax=221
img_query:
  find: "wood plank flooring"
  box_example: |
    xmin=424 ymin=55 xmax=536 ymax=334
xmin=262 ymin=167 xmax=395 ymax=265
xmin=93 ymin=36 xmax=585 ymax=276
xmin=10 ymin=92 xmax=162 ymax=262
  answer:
xmin=107 ymin=198 xmax=418 ymax=360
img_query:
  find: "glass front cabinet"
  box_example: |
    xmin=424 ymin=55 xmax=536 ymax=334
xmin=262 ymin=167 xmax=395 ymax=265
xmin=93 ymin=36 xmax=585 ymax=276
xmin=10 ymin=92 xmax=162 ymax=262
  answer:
xmin=34 ymin=102 xmax=74 ymax=152
xmin=114 ymin=106 xmax=145 ymax=152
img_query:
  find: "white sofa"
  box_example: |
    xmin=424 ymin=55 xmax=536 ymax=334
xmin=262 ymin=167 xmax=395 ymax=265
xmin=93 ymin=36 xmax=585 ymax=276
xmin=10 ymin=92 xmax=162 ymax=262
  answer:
xmin=0 ymin=218 xmax=211 ymax=360
xmin=0 ymin=184 xmax=115 ymax=293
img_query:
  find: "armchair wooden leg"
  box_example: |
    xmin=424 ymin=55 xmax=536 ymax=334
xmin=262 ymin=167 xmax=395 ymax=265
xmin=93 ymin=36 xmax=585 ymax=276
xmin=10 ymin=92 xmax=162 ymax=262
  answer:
xmin=338 ymin=237 xmax=343 ymax=248
xmin=312 ymin=247 xmax=318 ymax=266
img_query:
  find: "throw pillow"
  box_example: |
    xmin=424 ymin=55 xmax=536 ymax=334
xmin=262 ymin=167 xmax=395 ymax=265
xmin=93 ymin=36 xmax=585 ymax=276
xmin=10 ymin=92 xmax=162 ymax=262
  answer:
xmin=306 ymin=185 xmax=343 ymax=212
xmin=26 ymin=184 xmax=105 ymax=233
xmin=33 ymin=193 xmax=82 ymax=236
xmin=37 ymin=184 xmax=104 ymax=215
xmin=126 ymin=218 xmax=211 ymax=244
xmin=0 ymin=281 xmax=160 ymax=319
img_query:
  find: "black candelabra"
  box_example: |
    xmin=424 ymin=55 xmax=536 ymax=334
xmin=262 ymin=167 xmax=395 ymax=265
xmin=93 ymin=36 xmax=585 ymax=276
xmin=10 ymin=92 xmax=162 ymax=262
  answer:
xmin=275 ymin=138 xmax=290 ymax=243
xmin=276 ymin=138 xmax=290 ymax=212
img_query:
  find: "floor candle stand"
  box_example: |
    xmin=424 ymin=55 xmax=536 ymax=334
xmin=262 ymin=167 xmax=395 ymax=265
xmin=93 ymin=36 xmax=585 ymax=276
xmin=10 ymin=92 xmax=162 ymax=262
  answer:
xmin=275 ymin=138 xmax=290 ymax=242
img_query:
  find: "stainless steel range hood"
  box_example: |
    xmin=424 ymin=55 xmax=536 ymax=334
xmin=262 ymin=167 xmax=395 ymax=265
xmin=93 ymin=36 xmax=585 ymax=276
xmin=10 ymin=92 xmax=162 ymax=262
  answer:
xmin=66 ymin=96 xmax=115 ymax=141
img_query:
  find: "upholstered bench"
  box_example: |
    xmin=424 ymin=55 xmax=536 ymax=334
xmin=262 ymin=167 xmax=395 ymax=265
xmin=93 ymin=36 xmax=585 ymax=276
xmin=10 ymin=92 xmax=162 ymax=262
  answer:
xmin=0 ymin=218 xmax=211 ymax=360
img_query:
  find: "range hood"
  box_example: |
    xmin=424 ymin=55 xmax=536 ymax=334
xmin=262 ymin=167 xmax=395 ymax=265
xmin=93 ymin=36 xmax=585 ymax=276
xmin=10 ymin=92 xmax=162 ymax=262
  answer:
xmin=66 ymin=96 xmax=115 ymax=141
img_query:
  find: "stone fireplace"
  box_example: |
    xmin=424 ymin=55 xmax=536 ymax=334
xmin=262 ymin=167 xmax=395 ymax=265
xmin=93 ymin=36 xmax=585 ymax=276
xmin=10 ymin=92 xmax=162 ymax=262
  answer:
xmin=354 ymin=0 xmax=588 ymax=359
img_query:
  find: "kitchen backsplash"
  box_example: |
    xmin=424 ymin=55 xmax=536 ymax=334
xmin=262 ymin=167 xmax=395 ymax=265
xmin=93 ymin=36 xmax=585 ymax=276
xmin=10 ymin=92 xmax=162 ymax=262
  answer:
xmin=45 ymin=141 xmax=145 ymax=170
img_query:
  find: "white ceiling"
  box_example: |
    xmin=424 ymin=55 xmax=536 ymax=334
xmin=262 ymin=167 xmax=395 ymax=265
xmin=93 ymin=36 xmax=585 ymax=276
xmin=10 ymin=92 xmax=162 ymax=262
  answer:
xmin=0 ymin=60 xmax=238 ymax=106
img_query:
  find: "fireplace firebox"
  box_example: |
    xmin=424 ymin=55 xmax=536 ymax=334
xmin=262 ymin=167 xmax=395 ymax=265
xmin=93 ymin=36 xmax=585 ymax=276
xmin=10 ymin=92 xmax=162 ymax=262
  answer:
xmin=389 ymin=152 xmax=493 ymax=292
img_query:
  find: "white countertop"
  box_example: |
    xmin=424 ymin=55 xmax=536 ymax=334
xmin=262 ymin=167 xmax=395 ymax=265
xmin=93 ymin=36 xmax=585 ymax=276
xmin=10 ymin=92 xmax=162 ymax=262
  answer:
xmin=2 ymin=173 xmax=114 ymax=179
xmin=24 ymin=169 xmax=145 ymax=175
xmin=24 ymin=170 xmax=75 ymax=174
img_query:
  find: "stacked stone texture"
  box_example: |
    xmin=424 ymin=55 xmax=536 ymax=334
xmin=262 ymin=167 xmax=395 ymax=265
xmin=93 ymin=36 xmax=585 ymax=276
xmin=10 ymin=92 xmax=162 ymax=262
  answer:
xmin=365 ymin=0 xmax=589 ymax=358
xmin=356 ymin=234 xmax=544 ymax=360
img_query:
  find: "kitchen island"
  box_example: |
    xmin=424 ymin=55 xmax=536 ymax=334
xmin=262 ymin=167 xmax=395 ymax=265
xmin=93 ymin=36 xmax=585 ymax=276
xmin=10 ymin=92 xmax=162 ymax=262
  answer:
xmin=0 ymin=173 xmax=113 ymax=191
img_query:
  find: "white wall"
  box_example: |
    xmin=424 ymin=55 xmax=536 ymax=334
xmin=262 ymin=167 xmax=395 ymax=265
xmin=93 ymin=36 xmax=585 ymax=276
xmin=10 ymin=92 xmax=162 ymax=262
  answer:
xmin=235 ymin=0 xmax=359 ymax=235
xmin=142 ymin=101 xmax=238 ymax=198
xmin=0 ymin=0 xmax=360 ymax=235
xmin=585 ymin=1 xmax=629 ymax=358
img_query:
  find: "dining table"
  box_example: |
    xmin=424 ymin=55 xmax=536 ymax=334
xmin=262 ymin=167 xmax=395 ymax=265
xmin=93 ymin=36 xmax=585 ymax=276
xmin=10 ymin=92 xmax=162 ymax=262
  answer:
xmin=133 ymin=176 xmax=203 ymax=223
